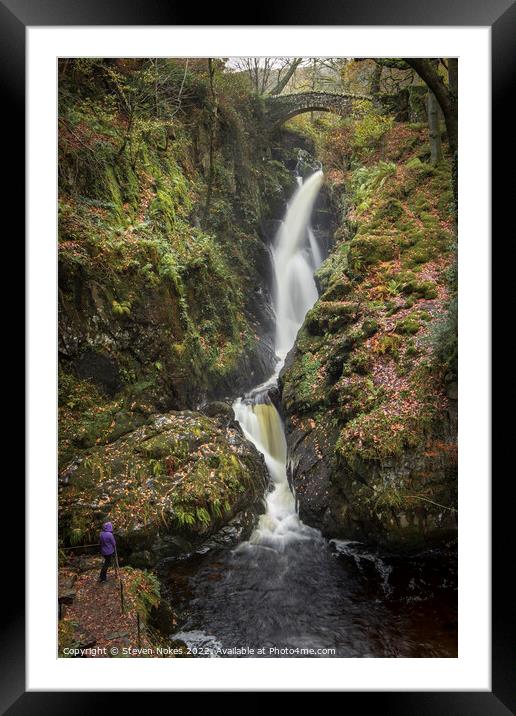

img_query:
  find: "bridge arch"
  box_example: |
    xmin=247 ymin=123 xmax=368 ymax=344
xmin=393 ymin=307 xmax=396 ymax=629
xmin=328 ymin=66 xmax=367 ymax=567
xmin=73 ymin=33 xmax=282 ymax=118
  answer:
xmin=264 ymin=92 xmax=373 ymax=128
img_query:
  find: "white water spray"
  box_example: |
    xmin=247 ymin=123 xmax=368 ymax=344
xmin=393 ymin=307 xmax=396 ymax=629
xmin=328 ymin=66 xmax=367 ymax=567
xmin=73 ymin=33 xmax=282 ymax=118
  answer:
xmin=308 ymin=227 xmax=323 ymax=270
xmin=273 ymin=170 xmax=324 ymax=359
xmin=233 ymin=171 xmax=324 ymax=551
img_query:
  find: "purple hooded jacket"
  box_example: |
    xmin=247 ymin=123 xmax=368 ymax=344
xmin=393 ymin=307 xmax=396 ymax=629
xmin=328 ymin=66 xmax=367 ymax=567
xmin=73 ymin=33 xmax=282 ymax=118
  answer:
xmin=99 ymin=522 xmax=116 ymax=556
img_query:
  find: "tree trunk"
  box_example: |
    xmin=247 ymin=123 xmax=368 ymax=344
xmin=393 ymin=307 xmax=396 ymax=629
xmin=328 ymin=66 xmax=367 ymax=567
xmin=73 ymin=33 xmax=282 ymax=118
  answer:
xmin=448 ymin=58 xmax=458 ymax=102
xmin=370 ymin=63 xmax=383 ymax=94
xmin=447 ymin=59 xmax=458 ymax=226
xmin=427 ymin=91 xmax=443 ymax=165
xmin=404 ymin=58 xmax=457 ymax=154
xmin=204 ymin=59 xmax=218 ymax=223
xmin=268 ymin=58 xmax=303 ymax=96
xmin=447 ymin=57 xmax=458 ymax=160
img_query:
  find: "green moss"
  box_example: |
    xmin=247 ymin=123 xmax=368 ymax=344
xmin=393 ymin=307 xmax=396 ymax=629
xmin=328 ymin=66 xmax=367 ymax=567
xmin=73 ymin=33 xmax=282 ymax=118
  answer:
xmin=361 ymin=318 xmax=379 ymax=337
xmin=376 ymin=334 xmax=402 ymax=358
xmin=282 ymin=352 xmax=324 ymax=414
xmin=348 ymin=350 xmax=373 ymax=375
xmin=405 ymin=157 xmax=424 ymax=171
xmin=305 ymin=301 xmax=358 ymax=335
xmin=334 ymin=377 xmax=381 ymax=420
xmin=58 ymin=618 xmax=79 ymax=657
xmin=401 ymin=279 xmax=438 ymax=300
xmin=404 ymin=246 xmax=434 ymax=267
xmin=348 ymin=234 xmax=397 ymax=273
xmin=405 ymin=340 xmax=420 ymax=358
xmin=375 ymin=198 xmax=404 ymax=222
xmin=395 ymin=315 xmax=421 ymax=335
xmin=336 ymin=404 xmax=434 ymax=464
xmin=350 ymin=108 xmax=394 ymax=154
xmin=315 ymin=243 xmax=350 ymax=294
xmin=408 ymin=85 xmax=428 ymax=120
xmin=324 ymin=336 xmax=357 ymax=379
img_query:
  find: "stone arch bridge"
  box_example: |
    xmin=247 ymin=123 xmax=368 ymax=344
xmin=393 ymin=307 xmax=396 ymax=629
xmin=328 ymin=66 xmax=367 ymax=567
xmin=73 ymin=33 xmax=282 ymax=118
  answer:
xmin=264 ymin=92 xmax=373 ymax=128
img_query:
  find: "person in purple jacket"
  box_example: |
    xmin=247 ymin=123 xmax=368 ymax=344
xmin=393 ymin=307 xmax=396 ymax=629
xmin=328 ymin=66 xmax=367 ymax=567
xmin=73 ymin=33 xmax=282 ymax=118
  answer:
xmin=98 ymin=522 xmax=116 ymax=583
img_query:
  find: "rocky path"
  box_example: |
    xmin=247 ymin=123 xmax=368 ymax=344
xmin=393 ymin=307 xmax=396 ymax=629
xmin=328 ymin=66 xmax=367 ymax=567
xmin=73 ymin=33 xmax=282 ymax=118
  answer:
xmin=58 ymin=557 xmax=172 ymax=657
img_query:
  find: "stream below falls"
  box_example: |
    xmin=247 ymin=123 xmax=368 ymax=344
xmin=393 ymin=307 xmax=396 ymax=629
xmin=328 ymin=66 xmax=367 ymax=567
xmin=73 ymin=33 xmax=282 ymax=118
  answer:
xmin=165 ymin=171 xmax=457 ymax=658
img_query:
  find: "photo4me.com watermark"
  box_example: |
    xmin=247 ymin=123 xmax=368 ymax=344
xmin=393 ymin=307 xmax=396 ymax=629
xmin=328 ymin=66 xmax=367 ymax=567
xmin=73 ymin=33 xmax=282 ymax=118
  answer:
xmin=61 ymin=645 xmax=337 ymax=657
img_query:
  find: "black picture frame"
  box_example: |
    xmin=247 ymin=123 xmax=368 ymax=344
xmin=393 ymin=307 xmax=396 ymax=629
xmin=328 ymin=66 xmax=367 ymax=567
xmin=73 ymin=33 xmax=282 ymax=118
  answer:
xmin=7 ymin=0 xmax=506 ymax=710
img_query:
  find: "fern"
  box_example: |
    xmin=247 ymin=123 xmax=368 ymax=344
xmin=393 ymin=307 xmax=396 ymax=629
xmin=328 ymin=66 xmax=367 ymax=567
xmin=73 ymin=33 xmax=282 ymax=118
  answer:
xmin=112 ymin=299 xmax=131 ymax=316
xmin=195 ymin=506 xmax=211 ymax=526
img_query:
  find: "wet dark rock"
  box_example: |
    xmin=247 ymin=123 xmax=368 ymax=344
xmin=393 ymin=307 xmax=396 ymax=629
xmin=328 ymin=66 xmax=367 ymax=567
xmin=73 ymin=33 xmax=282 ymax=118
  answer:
xmin=267 ymin=385 xmax=282 ymax=413
xmin=58 ymin=574 xmax=77 ymax=605
xmin=284 ymin=407 xmax=458 ymax=552
xmin=127 ymin=550 xmax=154 ymax=569
xmin=261 ymin=218 xmax=283 ymax=241
xmin=160 ymin=510 xmax=260 ymax=566
xmin=149 ymin=599 xmax=177 ymax=636
xmin=75 ymin=349 xmax=121 ymax=397
xmin=75 ymin=634 xmax=97 ymax=652
xmin=202 ymin=401 xmax=235 ymax=422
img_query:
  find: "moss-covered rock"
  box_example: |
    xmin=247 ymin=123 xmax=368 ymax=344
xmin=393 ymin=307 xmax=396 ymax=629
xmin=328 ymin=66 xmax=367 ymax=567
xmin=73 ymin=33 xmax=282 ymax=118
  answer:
xmin=401 ymin=278 xmax=438 ymax=300
xmin=348 ymin=233 xmax=398 ymax=273
xmin=395 ymin=315 xmax=421 ymax=335
xmin=59 ymin=410 xmax=268 ymax=564
xmin=304 ymin=301 xmax=359 ymax=335
xmin=361 ymin=318 xmax=379 ymax=337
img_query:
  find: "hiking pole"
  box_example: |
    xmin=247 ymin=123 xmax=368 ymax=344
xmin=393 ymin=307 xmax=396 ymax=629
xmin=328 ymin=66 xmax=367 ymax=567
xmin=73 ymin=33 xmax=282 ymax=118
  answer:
xmin=114 ymin=547 xmax=125 ymax=614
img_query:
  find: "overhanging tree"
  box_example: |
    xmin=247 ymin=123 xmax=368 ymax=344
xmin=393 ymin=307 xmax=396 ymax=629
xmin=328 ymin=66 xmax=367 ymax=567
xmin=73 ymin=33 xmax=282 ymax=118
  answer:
xmin=404 ymin=58 xmax=458 ymax=155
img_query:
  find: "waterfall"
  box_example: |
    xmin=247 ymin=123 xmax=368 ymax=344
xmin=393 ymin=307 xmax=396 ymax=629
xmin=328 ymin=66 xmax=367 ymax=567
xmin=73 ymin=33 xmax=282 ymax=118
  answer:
xmin=232 ymin=170 xmax=324 ymax=551
xmin=308 ymin=227 xmax=323 ymax=269
xmin=273 ymin=170 xmax=324 ymax=359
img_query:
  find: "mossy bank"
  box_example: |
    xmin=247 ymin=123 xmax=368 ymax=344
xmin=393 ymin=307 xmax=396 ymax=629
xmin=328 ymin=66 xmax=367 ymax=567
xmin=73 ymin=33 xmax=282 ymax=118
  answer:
xmin=280 ymin=118 xmax=458 ymax=551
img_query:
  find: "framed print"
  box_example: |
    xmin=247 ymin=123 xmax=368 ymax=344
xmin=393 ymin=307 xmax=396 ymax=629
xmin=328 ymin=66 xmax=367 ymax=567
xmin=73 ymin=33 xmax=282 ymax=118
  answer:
xmin=7 ymin=0 xmax=506 ymax=709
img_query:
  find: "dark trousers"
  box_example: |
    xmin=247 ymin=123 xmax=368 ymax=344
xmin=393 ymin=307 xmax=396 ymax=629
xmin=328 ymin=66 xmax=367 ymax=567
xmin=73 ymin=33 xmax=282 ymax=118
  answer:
xmin=99 ymin=553 xmax=113 ymax=582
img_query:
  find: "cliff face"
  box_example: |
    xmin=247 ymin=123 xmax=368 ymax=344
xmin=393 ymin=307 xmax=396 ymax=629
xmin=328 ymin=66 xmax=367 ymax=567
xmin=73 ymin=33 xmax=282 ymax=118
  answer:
xmin=58 ymin=62 xmax=297 ymax=418
xmin=280 ymin=122 xmax=458 ymax=550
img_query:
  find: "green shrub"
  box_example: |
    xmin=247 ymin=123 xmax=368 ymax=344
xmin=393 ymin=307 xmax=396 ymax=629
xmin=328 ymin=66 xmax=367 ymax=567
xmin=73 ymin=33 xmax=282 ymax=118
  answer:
xmin=351 ymin=105 xmax=395 ymax=154
xmin=349 ymin=161 xmax=397 ymax=206
xmin=125 ymin=568 xmax=161 ymax=620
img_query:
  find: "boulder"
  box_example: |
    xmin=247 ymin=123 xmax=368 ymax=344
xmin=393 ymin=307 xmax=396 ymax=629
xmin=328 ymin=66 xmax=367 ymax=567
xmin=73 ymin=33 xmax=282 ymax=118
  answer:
xmin=59 ymin=410 xmax=268 ymax=566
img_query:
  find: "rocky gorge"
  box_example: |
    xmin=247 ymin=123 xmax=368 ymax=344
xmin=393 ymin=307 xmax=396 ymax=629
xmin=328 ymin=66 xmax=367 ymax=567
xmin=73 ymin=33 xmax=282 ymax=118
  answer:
xmin=58 ymin=58 xmax=458 ymax=657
